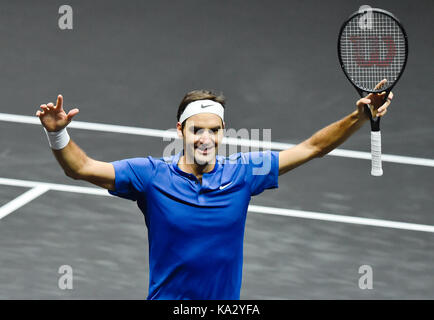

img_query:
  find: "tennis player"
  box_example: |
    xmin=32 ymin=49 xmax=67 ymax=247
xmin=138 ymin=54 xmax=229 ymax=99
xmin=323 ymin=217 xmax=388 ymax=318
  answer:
xmin=36 ymin=83 xmax=392 ymax=299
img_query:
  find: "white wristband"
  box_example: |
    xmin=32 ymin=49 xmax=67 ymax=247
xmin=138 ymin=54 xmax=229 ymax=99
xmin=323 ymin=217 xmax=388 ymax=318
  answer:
xmin=44 ymin=127 xmax=71 ymax=150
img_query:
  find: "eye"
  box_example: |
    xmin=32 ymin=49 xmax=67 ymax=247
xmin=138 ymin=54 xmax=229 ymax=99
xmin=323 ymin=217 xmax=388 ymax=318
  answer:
xmin=191 ymin=127 xmax=200 ymax=134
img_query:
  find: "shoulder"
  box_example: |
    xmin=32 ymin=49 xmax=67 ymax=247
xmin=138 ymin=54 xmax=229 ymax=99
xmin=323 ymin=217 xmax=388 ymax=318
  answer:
xmin=111 ymin=155 xmax=172 ymax=173
xmin=219 ymin=152 xmax=246 ymax=165
xmin=220 ymin=151 xmax=277 ymax=165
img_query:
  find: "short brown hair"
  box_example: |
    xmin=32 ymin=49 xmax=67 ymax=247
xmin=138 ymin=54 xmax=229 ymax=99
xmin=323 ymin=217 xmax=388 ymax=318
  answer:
xmin=177 ymin=89 xmax=226 ymax=125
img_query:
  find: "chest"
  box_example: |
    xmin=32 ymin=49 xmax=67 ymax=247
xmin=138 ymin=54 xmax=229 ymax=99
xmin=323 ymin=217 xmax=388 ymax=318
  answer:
xmin=144 ymin=175 xmax=251 ymax=233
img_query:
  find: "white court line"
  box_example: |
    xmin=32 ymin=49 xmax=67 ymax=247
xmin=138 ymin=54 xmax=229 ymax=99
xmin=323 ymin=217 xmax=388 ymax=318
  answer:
xmin=0 ymin=177 xmax=433 ymax=233
xmin=0 ymin=178 xmax=110 ymax=196
xmin=1 ymin=112 xmax=433 ymax=167
xmin=248 ymin=205 xmax=434 ymax=234
xmin=0 ymin=185 xmax=50 ymax=220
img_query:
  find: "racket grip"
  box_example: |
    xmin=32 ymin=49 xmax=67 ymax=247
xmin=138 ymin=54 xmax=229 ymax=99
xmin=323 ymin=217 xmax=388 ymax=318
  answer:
xmin=370 ymin=131 xmax=383 ymax=176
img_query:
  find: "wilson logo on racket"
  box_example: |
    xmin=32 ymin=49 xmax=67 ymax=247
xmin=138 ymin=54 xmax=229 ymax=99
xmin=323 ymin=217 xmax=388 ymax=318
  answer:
xmin=349 ymin=36 xmax=396 ymax=67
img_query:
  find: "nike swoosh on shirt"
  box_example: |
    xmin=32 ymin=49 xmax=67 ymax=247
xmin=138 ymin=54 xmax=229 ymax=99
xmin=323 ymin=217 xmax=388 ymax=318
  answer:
xmin=219 ymin=182 xmax=232 ymax=190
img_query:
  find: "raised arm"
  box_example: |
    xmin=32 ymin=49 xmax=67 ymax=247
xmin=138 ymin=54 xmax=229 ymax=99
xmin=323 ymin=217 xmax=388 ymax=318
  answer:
xmin=279 ymin=82 xmax=393 ymax=176
xmin=36 ymin=95 xmax=115 ymax=190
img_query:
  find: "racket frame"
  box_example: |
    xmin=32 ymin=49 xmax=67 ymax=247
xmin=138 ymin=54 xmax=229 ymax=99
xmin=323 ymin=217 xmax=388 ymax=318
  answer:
xmin=337 ymin=8 xmax=408 ymax=96
xmin=337 ymin=8 xmax=408 ymax=175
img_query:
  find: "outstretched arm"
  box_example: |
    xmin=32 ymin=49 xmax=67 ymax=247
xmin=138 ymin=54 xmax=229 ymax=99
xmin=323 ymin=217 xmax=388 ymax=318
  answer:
xmin=279 ymin=80 xmax=393 ymax=176
xmin=36 ymin=95 xmax=115 ymax=190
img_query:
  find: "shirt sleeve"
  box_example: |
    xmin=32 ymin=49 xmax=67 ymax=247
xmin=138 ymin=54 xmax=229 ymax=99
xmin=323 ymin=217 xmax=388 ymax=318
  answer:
xmin=242 ymin=151 xmax=279 ymax=196
xmin=108 ymin=157 xmax=156 ymax=201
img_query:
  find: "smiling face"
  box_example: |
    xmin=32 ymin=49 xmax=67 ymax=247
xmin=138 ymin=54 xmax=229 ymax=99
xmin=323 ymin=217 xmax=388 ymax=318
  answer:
xmin=177 ymin=113 xmax=224 ymax=166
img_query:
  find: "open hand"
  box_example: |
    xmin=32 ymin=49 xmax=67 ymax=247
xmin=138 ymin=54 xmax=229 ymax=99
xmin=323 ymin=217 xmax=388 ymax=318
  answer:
xmin=36 ymin=95 xmax=79 ymax=132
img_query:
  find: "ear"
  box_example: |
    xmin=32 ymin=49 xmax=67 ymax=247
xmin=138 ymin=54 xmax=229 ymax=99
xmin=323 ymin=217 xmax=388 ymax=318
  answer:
xmin=220 ymin=121 xmax=226 ymax=134
xmin=176 ymin=122 xmax=183 ymax=139
xmin=217 ymin=121 xmax=225 ymax=139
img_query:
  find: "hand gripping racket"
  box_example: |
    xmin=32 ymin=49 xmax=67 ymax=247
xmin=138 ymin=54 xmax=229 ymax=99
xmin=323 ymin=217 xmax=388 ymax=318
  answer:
xmin=338 ymin=7 xmax=408 ymax=176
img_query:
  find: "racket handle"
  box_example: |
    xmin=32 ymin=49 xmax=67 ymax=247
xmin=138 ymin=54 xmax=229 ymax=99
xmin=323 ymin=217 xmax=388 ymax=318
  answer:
xmin=370 ymin=131 xmax=383 ymax=176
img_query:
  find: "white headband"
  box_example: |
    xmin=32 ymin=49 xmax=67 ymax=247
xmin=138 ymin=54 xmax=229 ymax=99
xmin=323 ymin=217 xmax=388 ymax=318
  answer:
xmin=179 ymin=99 xmax=224 ymax=124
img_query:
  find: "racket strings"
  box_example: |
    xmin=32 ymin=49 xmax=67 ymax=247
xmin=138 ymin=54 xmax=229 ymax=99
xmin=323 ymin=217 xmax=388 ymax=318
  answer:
xmin=340 ymin=12 xmax=406 ymax=92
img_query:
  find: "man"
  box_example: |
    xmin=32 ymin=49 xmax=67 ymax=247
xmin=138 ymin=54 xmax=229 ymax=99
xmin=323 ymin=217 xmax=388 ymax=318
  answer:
xmin=36 ymin=80 xmax=391 ymax=299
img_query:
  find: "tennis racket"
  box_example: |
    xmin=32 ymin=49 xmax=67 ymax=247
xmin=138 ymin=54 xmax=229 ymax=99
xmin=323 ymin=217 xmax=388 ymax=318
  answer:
xmin=338 ymin=7 xmax=408 ymax=176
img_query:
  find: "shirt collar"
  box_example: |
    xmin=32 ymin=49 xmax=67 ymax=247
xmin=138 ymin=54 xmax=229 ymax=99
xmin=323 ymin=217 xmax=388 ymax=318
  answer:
xmin=171 ymin=150 xmax=220 ymax=179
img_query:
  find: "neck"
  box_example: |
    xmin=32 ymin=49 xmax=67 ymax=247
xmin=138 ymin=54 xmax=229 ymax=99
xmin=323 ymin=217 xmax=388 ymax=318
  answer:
xmin=178 ymin=155 xmax=215 ymax=178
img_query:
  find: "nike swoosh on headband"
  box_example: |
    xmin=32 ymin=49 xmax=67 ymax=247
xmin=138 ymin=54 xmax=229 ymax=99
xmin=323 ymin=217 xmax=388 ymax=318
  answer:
xmin=201 ymin=104 xmax=213 ymax=108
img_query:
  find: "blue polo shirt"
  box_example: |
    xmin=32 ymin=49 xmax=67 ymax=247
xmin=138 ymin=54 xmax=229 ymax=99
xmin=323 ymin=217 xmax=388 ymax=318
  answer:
xmin=109 ymin=151 xmax=279 ymax=300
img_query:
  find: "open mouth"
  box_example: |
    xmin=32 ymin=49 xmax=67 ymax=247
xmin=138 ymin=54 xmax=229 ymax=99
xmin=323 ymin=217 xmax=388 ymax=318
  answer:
xmin=196 ymin=146 xmax=213 ymax=155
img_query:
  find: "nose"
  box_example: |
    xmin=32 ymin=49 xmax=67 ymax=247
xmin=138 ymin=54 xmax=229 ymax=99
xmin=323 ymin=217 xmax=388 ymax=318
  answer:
xmin=198 ymin=129 xmax=214 ymax=144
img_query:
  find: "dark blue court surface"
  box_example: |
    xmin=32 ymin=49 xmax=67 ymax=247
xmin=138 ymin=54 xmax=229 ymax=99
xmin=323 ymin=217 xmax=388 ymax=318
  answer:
xmin=0 ymin=0 xmax=433 ymax=299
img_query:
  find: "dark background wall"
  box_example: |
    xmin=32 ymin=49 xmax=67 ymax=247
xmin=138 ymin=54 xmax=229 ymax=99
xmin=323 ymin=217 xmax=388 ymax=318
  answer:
xmin=0 ymin=0 xmax=432 ymax=299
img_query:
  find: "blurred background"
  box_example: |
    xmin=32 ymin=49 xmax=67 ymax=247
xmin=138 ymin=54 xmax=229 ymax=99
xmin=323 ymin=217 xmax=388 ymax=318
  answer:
xmin=0 ymin=0 xmax=433 ymax=299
